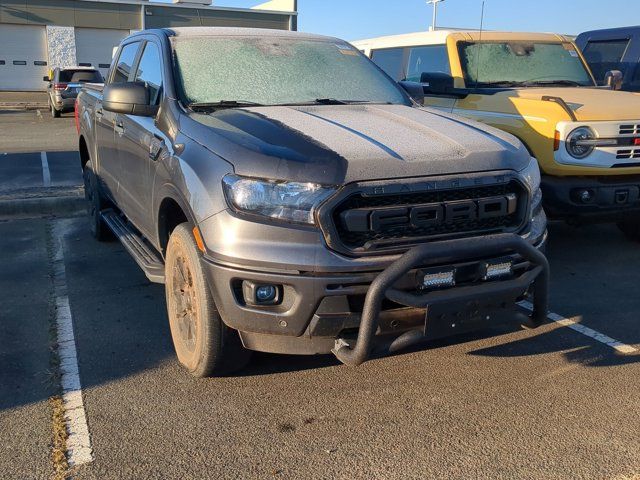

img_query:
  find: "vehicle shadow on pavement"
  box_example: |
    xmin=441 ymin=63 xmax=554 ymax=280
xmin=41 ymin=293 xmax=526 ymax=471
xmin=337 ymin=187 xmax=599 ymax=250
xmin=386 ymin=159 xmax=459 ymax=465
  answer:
xmin=469 ymin=328 xmax=640 ymax=368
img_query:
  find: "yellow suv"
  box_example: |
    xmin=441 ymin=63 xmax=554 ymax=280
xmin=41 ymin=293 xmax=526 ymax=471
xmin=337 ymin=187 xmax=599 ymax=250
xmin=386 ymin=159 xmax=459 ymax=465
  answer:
xmin=354 ymin=31 xmax=640 ymax=240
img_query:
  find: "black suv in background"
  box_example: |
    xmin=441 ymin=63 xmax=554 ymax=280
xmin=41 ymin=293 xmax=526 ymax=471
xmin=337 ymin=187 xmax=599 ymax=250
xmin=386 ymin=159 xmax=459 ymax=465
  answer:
xmin=576 ymin=26 xmax=640 ymax=92
xmin=44 ymin=67 xmax=103 ymax=118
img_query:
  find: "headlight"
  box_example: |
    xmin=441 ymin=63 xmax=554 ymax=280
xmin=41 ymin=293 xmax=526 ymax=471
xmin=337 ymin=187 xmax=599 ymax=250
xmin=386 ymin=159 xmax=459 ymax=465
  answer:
xmin=566 ymin=126 xmax=596 ymax=159
xmin=519 ymin=157 xmax=541 ymax=193
xmin=222 ymin=174 xmax=336 ymax=225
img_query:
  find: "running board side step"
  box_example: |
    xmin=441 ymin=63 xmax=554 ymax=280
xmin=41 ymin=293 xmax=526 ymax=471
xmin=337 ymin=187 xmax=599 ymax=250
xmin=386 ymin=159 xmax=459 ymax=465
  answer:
xmin=101 ymin=209 xmax=165 ymax=284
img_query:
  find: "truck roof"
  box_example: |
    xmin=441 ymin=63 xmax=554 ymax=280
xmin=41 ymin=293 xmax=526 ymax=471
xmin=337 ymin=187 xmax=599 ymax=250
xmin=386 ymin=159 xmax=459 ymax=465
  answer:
xmin=160 ymin=26 xmax=339 ymax=43
xmin=577 ymin=25 xmax=640 ymax=37
xmin=352 ymin=30 xmax=573 ymax=50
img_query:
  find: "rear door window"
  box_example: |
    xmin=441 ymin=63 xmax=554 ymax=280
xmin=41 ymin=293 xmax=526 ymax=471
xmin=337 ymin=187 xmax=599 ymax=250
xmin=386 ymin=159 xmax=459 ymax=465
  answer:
xmin=134 ymin=42 xmax=163 ymax=105
xmin=111 ymin=42 xmax=140 ymax=84
xmin=582 ymin=39 xmax=630 ymax=84
xmin=406 ymin=45 xmax=450 ymax=82
xmin=371 ymin=48 xmax=406 ymax=81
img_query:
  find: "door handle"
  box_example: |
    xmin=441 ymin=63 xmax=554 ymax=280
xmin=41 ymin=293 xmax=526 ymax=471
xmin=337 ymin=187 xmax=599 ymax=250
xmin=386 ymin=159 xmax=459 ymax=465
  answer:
xmin=115 ymin=122 xmax=125 ymax=136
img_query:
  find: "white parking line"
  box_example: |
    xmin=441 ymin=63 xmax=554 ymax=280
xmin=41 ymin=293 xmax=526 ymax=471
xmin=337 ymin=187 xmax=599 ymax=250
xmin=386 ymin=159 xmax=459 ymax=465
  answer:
xmin=52 ymin=221 xmax=93 ymax=466
xmin=41 ymin=151 xmax=51 ymax=187
xmin=519 ymin=301 xmax=637 ymax=354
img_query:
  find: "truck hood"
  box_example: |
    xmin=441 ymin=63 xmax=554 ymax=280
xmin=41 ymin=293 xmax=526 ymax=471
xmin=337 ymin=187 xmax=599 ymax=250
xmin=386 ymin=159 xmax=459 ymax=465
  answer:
xmin=187 ymin=104 xmax=529 ymax=185
xmin=512 ymin=87 xmax=640 ymax=122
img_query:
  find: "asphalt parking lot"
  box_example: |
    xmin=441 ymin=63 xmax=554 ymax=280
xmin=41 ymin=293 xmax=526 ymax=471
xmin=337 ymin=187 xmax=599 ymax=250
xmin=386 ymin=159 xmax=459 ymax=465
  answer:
xmin=1 ymin=111 xmax=639 ymax=479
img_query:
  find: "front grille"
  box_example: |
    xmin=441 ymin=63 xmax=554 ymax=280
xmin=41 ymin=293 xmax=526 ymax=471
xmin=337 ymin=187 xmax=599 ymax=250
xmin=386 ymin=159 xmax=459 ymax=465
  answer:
xmin=620 ymin=124 xmax=640 ymax=135
xmin=617 ymin=149 xmax=640 ymax=160
xmin=327 ymin=180 xmax=528 ymax=255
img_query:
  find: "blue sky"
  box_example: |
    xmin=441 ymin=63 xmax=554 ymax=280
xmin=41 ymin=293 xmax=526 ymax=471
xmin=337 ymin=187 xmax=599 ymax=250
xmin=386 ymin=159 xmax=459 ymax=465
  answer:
xmin=157 ymin=0 xmax=640 ymax=40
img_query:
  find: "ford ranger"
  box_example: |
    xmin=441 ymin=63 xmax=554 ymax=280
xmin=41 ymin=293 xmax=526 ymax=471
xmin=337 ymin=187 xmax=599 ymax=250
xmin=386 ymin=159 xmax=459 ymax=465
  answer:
xmin=77 ymin=27 xmax=549 ymax=377
xmin=355 ymin=31 xmax=640 ymax=240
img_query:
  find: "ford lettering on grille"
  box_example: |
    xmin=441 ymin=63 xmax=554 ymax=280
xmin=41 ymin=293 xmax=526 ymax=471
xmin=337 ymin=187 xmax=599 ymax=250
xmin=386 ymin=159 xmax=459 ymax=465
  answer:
xmin=324 ymin=180 xmax=528 ymax=255
xmin=341 ymin=194 xmax=518 ymax=233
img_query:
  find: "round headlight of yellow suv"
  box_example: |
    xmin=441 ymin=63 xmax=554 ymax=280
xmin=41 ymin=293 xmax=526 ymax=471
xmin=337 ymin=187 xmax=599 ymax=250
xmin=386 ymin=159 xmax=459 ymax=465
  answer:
xmin=566 ymin=126 xmax=596 ymax=159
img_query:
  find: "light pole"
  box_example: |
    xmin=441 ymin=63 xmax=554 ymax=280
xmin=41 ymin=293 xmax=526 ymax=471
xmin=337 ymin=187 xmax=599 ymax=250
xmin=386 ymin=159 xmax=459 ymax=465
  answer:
xmin=427 ymin=0 xmax=446 ymax=31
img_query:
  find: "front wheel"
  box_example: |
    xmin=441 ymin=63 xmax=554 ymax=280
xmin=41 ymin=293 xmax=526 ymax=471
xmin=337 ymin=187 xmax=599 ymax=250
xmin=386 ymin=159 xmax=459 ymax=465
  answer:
xmin=617 ymin=218 xmax=640 ymax=242
xmin=165 ymin=223 xmax=250 ymax=377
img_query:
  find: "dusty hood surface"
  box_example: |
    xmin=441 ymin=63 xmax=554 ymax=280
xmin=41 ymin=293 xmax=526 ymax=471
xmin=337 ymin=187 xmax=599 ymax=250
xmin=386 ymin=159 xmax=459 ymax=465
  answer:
xmin=187 ymin=104 xmax=529 ymax=185
xmin=512 ymin=87 xmax=640 ymax=122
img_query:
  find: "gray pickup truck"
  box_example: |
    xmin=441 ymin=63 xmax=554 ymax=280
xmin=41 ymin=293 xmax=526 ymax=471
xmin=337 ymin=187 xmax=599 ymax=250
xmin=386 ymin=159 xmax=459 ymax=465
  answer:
xmin=77 ymin=27 xmax=549 ymax=377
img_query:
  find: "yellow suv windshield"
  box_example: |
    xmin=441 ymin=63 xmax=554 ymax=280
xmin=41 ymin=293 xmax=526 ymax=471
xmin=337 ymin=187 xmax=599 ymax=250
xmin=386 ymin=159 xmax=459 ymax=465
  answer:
xmin=458 ymin=41 xmax=595 ymax=88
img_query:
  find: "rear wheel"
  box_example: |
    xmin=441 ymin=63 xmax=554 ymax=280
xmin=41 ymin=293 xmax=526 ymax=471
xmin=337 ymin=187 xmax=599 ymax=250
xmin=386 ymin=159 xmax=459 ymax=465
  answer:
xmin=50 ymin=101 xmax=60 ymax=118
xmin=165 ymin=223 xmax=250 ymax=377
xmin=83 ymin=159 xmax=111 ymax=241
xmin=617 ymin=218 xmax=640 ymax=242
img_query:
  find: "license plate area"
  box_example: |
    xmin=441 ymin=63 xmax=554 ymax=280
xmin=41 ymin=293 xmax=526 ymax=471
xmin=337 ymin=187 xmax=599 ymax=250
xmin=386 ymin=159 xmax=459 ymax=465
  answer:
xmin=422 ymin=286 xmax=524 ymax=340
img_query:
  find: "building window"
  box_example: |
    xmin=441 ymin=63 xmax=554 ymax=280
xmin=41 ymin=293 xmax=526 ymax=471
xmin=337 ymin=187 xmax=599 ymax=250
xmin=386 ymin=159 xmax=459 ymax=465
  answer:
xmin=371 ymin=48 xmax=406 ymax=81
xmin=34 ymin=61 xmax=47 ymax=66
xmin=583 ymin=39 xmax=630 ymax=85
xmin=99 ymin=63 xmax=111 ymax=69
xmin=13 ymin=61 xmax=27 ymax=66
xmin=79 ymin=62 xmax=92 ymax=67
xmin=0 ymin=60 xmax=5 ymax=66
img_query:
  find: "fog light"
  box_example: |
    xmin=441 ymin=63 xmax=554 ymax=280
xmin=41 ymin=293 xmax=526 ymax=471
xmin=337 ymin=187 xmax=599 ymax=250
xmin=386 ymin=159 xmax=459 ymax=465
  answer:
xmin=483 ymin=261 xmax=513 ymax=280
xmin=256 ymin=285 xmax=277 ymax=303
xmin=422 ymin=269 xmax=456 ymax=289
xmin=579 ymin=189 xmax=595 ymax=204
xmin=242 ymin=281 xmax=281 ymax=306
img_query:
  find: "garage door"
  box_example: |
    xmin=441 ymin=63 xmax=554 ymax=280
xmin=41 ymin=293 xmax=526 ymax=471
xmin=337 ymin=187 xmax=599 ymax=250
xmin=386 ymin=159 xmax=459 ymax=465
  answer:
xmin=0 ymin=25 xmax=48 ymax=91
xmin=75 ymin=28 xmax=130 ymax=80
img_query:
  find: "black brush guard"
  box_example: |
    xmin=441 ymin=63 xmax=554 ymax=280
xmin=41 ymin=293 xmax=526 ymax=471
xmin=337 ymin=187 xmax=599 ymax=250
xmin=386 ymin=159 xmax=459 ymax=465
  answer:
xmin=331 ymin=233 xmax=549 ymax=366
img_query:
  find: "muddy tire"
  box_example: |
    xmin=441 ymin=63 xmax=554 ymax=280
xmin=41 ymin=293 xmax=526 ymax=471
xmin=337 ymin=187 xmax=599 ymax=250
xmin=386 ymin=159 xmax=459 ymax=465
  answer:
xmin=165 ymin=223 xmax=250 ymax=377
xmin=618 ymin=219 xmax=640 ymax=242
xmin=83 ymin=159 xmax=112 ymax=241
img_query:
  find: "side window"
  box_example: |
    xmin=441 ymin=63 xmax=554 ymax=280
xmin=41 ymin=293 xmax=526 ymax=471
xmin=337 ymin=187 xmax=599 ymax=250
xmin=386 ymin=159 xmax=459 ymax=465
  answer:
xmin=111 ymin=42 xmax=140 ymax=84
xmin=406 ymin=45 xmax=450 ymax=82
xmin=371 ymin=48 xmax=405 ymax=81
xmin=582 ymin=39 xmax=629 ymax=84
xmin=134 ymin=42 xmax=163 ymax=105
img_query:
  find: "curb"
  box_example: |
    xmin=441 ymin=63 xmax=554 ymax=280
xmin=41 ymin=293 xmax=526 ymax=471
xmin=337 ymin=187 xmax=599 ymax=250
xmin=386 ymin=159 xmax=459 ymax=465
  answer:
xmin=0 ymin=195 xmax=86 ymax=219
xmin=0 ymin=103 xmax=48 ymax=111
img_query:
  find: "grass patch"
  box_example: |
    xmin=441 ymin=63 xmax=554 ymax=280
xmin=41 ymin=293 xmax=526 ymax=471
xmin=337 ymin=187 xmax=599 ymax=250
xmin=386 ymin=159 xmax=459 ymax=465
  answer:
xmin=49 ymin=396 xmax=69 ymax=480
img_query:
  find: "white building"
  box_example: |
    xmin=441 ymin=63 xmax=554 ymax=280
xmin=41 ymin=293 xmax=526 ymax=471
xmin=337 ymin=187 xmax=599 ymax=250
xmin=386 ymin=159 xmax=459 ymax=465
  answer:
xmin=0 ymin=0 xmax=298 ymax=91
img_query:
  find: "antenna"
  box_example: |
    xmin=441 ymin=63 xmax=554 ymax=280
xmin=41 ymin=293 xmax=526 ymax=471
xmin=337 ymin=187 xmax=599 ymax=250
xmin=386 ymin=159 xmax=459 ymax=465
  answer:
xmin=427 ymin=0 xmax=445 ymax=31
xmin=474 ymin=0 xmax=486 ymax=91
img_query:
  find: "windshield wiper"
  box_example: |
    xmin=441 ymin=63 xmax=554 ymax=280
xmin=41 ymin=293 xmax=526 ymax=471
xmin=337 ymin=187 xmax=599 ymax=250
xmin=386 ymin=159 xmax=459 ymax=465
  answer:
xmin=473 ymin=81 xmax=526 ymax=88
xmin=277 ymin=99 xmax=393 ymax=106
xmin=313 ymin=98 xmax=348 ymax=105
xmin=188 ymin=100 xmax=264 ymax=111
xmin=521 ymin=80 xmax=586 ymax=87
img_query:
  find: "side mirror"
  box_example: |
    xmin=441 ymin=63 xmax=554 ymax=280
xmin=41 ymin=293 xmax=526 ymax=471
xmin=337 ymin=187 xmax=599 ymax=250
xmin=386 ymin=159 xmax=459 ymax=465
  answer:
xmin=605 ymin=70 xmax=623 ymax=91
xmin=103 ymin=82 xmax=158 ymax=117
xmin=43 ymin=76 xmax=50 ymax=82
xmin=399 ymin=81 xmax=425 ymax=104
xmin=420 ymin=72 xmax=454 ymax=95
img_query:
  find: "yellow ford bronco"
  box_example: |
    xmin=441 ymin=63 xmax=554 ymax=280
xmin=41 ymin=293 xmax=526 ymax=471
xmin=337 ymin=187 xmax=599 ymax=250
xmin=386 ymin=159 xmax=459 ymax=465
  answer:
xmin=354 ymin=31 xmax=640 ymax=240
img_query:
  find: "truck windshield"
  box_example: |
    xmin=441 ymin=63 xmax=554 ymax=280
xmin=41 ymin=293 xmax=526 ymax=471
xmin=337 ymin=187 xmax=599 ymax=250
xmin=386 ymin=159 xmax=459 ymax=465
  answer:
xmin=458 ymin=42 xmax=595 ymax=88
xmin=171 ymin=36 xmax=410 ymax=107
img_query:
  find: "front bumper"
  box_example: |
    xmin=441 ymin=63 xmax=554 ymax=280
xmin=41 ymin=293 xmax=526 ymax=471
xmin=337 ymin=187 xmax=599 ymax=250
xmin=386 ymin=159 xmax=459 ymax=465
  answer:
xmin=542 ymin=175 xmax=640 ymax=220
xmin=202 ymin=230 xmax=548 ymax=364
